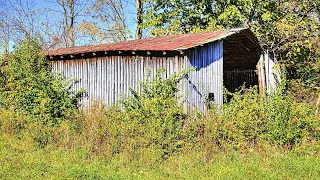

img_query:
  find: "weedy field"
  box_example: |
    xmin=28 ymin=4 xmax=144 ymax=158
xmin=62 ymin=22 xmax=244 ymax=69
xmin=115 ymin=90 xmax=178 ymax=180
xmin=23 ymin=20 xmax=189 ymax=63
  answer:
xmin=0 ymin=41 xmax=319 ymax=179
xmin=1 ymin=134 xmax=319 ymax=179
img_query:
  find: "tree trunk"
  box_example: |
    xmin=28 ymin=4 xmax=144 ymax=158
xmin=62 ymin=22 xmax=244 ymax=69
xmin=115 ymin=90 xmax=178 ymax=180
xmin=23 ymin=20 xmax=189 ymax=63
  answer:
xmin=57 ymin=0 xmax=75 ymax=47
xmin=136 ymin=0 xmax=143 ymax=39
xmin=316 ymin=94 xmax=320 ymax=115
xmin=68 ymin=0 xmax=75 ymax=47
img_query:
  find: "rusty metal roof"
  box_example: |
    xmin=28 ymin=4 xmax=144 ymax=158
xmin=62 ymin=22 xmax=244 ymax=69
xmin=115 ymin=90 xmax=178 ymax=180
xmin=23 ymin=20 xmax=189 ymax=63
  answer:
xmin=46 ymin=28 xmax=253 ymax=56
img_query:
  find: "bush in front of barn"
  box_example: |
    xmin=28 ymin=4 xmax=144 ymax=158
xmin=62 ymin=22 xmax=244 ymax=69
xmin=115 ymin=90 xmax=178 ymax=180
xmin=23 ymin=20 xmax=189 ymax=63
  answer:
xmin=77 ymin=69 xmax=191 ymax=165
xmin=76 ymin=72 xmax=319 ymax=164
xmin=0 ymin=40 xmax=84 ymax=147
xmin=0 ymin=40 xmax=319 ymax=163
xmin=192 ymin=85 xmax=319 ymax=159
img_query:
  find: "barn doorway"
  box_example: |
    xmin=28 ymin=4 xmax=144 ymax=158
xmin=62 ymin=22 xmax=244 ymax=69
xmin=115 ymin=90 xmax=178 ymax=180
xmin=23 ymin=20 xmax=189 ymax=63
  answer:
xmin=223 ymin=69 xmax=258 ymax=93
xmin=222 ymin=30 xmax=261 ymax=93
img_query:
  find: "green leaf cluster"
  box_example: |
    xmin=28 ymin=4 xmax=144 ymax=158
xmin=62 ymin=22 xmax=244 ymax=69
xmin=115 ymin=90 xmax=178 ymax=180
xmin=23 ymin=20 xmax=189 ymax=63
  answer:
xmin=101 ymin=69 xmax=192 ymax=159
xmin=144 ymin=0 xmax=319 ymax=100
xmin=0 ymin=40 xmax=83 ymax=125
xmin=201 ymin=85 xmax=319 ymax=151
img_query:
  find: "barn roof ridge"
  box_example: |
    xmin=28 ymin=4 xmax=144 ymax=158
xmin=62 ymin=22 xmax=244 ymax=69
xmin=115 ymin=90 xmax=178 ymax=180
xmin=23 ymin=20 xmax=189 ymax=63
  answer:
xmin=46 ymin=27 xmax=257 ymax=57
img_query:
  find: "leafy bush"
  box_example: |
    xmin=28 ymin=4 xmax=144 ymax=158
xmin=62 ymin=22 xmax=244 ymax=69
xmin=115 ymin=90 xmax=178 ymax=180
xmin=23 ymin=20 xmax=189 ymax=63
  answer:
xmin=197 ymin=85 xmax=319 ymax=154
xmin=264 ymin=90 xmax=319 ymax=147
xmin=0 ymin=40 xmax=84 ymax=147
xmin=220 ymin=87 xmax=265 ymax=149
xmin=90 ymin=69 xmax=191 ymax=160
xmin=0 ymin=40 xmax=83 ymax=123
xmin=72 ymin=69 xmax=319 ymax=160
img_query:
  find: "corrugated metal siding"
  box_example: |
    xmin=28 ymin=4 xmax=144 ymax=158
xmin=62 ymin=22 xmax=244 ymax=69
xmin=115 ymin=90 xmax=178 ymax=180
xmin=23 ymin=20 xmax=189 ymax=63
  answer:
xmin=50 ymin=41 xmax=223 ymax=112
xmin=184 ymin=40 xmax=223 ymax=112
xmin=51 ymin=55 xmax=186 ymax=107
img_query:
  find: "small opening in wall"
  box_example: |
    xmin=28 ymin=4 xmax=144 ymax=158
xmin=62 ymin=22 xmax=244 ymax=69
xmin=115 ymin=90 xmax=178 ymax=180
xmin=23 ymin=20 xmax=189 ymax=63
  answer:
xmin=208 ymin=93 xmax=215 ymax=102
xmin=206 ymin=93 xmax=215 ymax=110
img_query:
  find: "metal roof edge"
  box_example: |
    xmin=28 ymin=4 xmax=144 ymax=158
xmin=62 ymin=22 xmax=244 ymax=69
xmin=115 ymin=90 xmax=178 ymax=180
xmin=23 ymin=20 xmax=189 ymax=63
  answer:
xmin=174 ymin=28 xmax=249 ymax=51
xmin=46 ymin=27 xmax=259 ymax=57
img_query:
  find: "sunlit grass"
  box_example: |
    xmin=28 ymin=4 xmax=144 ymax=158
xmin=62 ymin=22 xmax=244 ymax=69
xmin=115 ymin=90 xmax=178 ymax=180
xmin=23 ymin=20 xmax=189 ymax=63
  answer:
xmin=1 ymin=135 xmax=319 ymax=180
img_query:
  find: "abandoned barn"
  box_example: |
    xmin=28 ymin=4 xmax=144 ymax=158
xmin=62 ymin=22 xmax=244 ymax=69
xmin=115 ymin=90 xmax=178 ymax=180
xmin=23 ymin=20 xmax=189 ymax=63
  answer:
xmin=47 ymin=28 xmax=279 ymax=112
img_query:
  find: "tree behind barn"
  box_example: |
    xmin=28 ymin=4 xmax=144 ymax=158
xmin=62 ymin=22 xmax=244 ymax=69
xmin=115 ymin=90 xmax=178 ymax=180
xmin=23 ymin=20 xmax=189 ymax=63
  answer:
xmin=143 ymin=0 xmax=319 ymax=103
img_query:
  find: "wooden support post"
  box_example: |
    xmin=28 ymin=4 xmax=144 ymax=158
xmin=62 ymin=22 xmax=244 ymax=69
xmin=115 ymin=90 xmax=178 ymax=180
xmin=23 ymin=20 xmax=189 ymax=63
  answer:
xmin=256 ymin=54 xmax=266 ymax=94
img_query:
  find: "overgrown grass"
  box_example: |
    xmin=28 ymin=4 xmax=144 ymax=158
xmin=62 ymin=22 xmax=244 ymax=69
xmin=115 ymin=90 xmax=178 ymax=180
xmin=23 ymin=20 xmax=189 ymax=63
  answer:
xmin=1 ymin=40 xmax=319 ymax=179
xmin=0 ymin=77 xmax=319 ymax=179
xmin=1 ymin=134 xmax=319 ymax=179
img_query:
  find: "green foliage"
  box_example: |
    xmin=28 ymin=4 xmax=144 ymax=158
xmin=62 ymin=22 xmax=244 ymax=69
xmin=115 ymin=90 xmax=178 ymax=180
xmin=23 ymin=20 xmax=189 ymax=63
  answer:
xmin=104 ymin=69 xmax=191 ymax=159
xmin=0 ymin=66 xmax=319 ymax=179
xmin=144 ymin=0 xmax=319 ymax=101
xmin=198 ymin=86 xmax=319 ymax=153
xmin=143 ymin=0 xmax=274 ymax=35
xmin=0 ymin=40 xmax=82 ymax=123
xmin=219 ymin=87 xmax=266 ymax=149
xmin=0 ymin=40 xmax=84 ymax=147
xmin=250 ymin=0 xmax=320 ymax=97
xmin=264 ymin=90 xmax=319 ymax=146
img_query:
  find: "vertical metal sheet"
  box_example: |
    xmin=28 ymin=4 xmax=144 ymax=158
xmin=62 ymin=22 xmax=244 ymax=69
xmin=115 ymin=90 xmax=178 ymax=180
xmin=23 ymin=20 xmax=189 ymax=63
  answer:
xmin=51 ymin=54 xmax=186 ymax=108
xmin=185 ymin=40 xmax=223 ymax=112
xmin=50 ymin=41 xmax=223 ymax=112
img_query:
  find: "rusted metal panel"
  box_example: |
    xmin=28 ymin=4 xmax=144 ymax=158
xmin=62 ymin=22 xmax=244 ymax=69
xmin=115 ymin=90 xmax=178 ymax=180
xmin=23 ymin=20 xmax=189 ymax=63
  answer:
xmin=46 ymin=29 xmax=249 ymax=56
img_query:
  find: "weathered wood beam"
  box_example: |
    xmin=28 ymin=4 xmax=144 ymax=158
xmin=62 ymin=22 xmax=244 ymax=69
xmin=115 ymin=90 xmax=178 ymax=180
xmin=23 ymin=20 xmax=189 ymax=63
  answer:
xmin=241 ymin=31 xmax=261 ymax=49
xmin=227 ymin=40 xmax=260 ymax=59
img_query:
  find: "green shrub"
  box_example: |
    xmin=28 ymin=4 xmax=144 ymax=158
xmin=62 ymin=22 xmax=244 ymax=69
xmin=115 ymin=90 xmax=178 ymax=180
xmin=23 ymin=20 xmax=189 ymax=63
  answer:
xmin=0 ymin=40 xmax=84 ymax=120
xmin=196 ymin=86 xmax=266 ymax=152
xmin=97 ymin=69 xmax=191 ymax=160
xmin=220 ymin=86 xmax=265 ymax=149
xmin=0 ymin=40 xmax=84 ymax=147
xmin=264 ymin=90 xmax=319 ymax=147
xmin=197 ymin=85 xmax=319 ymax=154
xmin=0 ymin=40 xmax=83 ymax=123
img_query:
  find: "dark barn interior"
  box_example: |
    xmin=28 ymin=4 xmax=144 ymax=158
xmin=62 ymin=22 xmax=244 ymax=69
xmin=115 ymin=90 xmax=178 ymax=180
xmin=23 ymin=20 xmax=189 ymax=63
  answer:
xmin=223 ymin=29 xmax=262 ymax=93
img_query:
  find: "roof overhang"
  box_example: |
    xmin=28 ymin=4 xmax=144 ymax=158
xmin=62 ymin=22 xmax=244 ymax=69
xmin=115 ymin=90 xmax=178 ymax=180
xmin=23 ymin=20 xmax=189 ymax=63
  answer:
xmin=46 ymin=28 xmax=262 ymax=60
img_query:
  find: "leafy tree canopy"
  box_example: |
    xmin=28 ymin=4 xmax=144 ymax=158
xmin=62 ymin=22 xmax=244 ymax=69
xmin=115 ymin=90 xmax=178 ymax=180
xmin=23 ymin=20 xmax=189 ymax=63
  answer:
xmin=144 ymin=0 xmax=319 ymax=100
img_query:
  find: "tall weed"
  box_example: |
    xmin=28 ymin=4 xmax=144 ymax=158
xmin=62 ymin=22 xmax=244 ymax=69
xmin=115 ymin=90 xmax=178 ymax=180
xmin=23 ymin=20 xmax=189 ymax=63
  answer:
xmin=197 ymin=85 xmax=319 ymax=157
